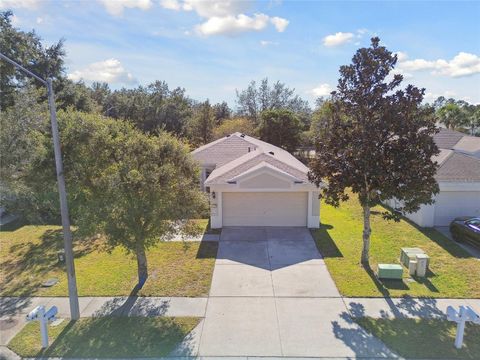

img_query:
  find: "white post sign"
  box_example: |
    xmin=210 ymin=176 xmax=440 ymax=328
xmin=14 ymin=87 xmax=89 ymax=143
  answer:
xmin=446 ymin=305 xmax=480 ymax=349
xmin=26 ymin=305 xmax=58 ymax=348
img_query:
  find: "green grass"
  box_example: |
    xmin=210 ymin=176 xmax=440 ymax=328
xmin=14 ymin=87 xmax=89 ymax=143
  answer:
xmin=356 ymin=317 xmax=480 ymax=359
xmin=0 ymin=223 xmax=218 ymax=297
xmin=8 ymin=316 xmax=200 ymax=358
xmin=311 ymin=196 xmax=480 ymax=298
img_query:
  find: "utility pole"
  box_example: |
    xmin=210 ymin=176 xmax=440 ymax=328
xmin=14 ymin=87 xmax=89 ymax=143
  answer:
xmin=0 ymin=52 xmax=80 ymax=320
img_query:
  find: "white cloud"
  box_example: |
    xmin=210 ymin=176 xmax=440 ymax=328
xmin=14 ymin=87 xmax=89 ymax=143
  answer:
xmin=310 ymin=83 xmax=333 ymax=97
xmin=397 ymin=52 xmax=480 ymax=78
xmin=98 ymin=0 xmax=152 ymax=16
xmin=395 ymin=51 xmax=408 ymax=62
xmin=0 ymin=0 xmax=40 ymax=9
xmin=10 ymin=14 xmax=21 ymax=26
xmin=160 ymin=0 xmax=288 ymax=36
xmin=68 ymin=59 xmax=137 ymax=85
xmin=196 ymin=13 xmax=270 ymax=36
xmin=160 ymin=0 xmax=181 ymax=10
xmin=270 ymin=16 xmax=288 ymax=32
xmin=181 ymin=0 xmax=251 ymax=17
xmin=424 ymin=90 xmax=456 ymax=103
xmin=36 ymin=17 xmax=43 ymax=24
xmin=323 ymin=32 xmax=355 ymax=47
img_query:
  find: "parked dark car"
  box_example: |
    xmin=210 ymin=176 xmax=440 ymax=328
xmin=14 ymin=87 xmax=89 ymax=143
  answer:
xmin=450 ymin=217 xmax=480 ymax=249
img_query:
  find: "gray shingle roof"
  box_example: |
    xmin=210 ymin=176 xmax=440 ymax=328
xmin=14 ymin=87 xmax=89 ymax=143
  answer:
xmin=434 ymin=128 xmax=466 ymax=149
xmin=192 ymin=133 xmax=310 ymax=186
xmin=191 ymin=135 xmax=257 ymax=167
xmin=205 ymin=152 xmax=309 ymax=185
xmin=436 ymin=152 xmax=480 ymax=182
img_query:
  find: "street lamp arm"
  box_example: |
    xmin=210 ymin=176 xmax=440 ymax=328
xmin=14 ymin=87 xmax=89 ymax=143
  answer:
xmin=0 ymin=52 xmax=47 ymax=85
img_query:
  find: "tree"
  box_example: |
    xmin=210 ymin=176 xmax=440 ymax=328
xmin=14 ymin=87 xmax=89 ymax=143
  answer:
xmin=0 ymin=86 xmax=55 ymax=222
xmin=308 ymin=37 xmax=439 ymax=266
xmin=236 ymin=78 xmax=311 ymax=128
xmin=103 ymin=81 xmax=193 ymax=136
xmin=213 ymin=117 xmax=257 ymax=139
xmin=436 ymin=103 xmax=467 ymax=130
xmin=258 ymin=109 xmax=302 ymax=153
xmin=24 ymin=111 xmax=207 ymax=286
xmin=463 ymin=104 xmax=480 ymax=136
xmin=212 ymin=101 xmax=231 ymax=125
xmin=188 ymin=100 xmax=215 ymax=146
xmin=0 ymin=11 xmax=66 ymax=110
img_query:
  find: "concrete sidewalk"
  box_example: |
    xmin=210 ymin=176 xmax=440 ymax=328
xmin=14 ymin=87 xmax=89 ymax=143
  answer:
xmin=1 ymin=295 xmax=479 ymax=357
xmin=0 ymin=296 xmax=208 ymax=346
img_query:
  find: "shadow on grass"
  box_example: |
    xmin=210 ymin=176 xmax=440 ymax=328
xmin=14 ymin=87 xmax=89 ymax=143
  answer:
xmin=355 ymin=317 xmax=480 ymax=359
xmin=381 ymin=204 xmax=472 ymax=259
xmin=310 ymin=223 xmax=343 ymax=258
xmin=0 ymin=226 xmax=100 ymax=309
xmin=331 ymin=306 xmax=398 ymax=358
xmin=0 ymin=217 xmax=25 ymax=232
xmin=25 ymin=316 xmax=198 ymax=358
xmin=195 ymin=240 xmax=218 ymax=260
xmin=412 ymin=268 xmax=439 ymax=293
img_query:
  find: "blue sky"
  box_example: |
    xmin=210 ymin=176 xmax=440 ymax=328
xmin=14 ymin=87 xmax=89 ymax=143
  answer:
xmin=3 ymin=0 xmax=480 ymax=107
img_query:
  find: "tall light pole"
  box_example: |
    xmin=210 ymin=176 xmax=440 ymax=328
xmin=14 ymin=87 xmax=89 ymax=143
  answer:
xmin=0 ymin=52 xmax=80 ymax=320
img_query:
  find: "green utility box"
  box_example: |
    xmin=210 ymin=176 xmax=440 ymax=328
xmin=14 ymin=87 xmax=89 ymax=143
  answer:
xmin=378 ymin=264 xmax=403 ymax=280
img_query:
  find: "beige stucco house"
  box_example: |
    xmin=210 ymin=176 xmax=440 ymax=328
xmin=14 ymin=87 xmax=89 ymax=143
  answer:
xmin=386 ymin=129 xmax=480 ymax=227
xmin=192 ymin=133 xmax=320 ymax=229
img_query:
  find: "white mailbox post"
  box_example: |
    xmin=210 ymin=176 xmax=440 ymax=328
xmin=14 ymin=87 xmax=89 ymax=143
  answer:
xmin=446 ymin=305 xmax=480 ymax=349
xmin=26 ymin=305 xmax=58 ymax=348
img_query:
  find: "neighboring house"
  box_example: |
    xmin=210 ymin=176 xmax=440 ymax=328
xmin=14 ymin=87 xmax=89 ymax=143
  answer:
xmin=192 ymin=133 xmax=320 ymax=229
xmin=386 ymin=129 xmax=480 ymax=227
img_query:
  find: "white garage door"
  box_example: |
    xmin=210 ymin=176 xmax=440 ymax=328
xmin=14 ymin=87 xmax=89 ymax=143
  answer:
xmin=223 ymin=192 xmax=308 ymax=227
xmin=434 ymin=191 xmax=480 ymax=226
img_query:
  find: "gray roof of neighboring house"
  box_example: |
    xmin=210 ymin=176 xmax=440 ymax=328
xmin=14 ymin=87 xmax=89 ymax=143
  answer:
xmin=453 ymin=136 xmax=480 ymax=154
xmin=192 ymin=133 xmax=310 ymax=185
xmin=432 ymin=129 xmax=480 ymax=182
xmin=433 ymin=128 xmax=465 ymax=149
xmin=435 ymin=151 xmax=480 ymax=182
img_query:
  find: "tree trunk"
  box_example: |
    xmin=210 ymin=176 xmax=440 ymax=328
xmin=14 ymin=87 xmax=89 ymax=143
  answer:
xmin=136 ymin=243 xmax=148 ymax=288
xmin=361 ymin=205 xmax=371 ymax=266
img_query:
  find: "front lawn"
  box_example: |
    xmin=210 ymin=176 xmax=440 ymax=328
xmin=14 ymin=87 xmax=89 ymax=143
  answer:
xmin=311 ymin=197 xmax=480 ymax=298
xmin=0 ymin=223 xmax=218 ymax=297
xmin=8 ymin=316 xmax=200 ymax=358
xmin=356 ymin=317 xmax=480 ymax=359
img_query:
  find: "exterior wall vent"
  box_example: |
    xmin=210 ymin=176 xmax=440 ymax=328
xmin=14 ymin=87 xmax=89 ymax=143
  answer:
xmin=268 ymin=151 xmax=274 ymax=155
xmin=227 ymin=180 xmax=237 ymax=184
xmin=240 ymin=133 xmax=245 ymax=138
xmin=226 ymin=134 xmax=231 ymax=137
xmin=294 ymin=180 xmax=303 ymax=184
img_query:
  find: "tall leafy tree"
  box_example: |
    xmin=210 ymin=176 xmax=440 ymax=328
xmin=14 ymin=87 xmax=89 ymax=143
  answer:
xmin=188 ymin=100 xmax=215 ymax=146
xmin=212 ymin=101 xmax=232 ymax=125
xmin=0 ymin=86 xmax=52 ymax=222
xmin=436 ymin=102 xmax=468 ymax=130
xmin=258 ymin=109 xmax=302 ymax=153
xmin=236 ymin=78 xmax=311 ymax=128
xmin=104 ymin=81 xmax=193 ymax=136
xmin=213 ymin=117 xmax=257 ymax=139
xmin=24 ymin=111 xmax=207 ymax=286
xmin=308 ymin=37 xmax=439 ymax=266
xmin=0 ymin=11 xmax=66 ymax=110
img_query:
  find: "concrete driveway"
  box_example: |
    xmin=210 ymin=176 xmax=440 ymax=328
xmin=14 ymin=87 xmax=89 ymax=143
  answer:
xmin=198 ymin=227 xmax=397 ymax=358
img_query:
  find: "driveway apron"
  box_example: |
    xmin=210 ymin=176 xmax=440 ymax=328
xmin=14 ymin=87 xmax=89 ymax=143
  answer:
xmin=198 ymin=227 xmax=396 ymax=358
